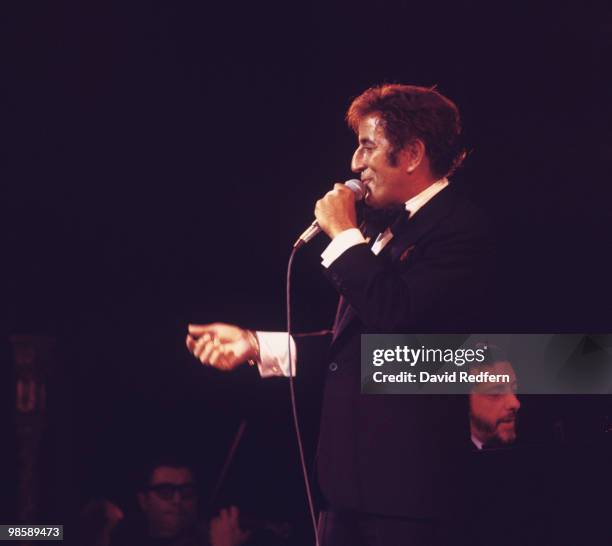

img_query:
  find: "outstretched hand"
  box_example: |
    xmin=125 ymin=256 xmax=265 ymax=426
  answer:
xmin=186 ymin=323 xmax=258 ymax=371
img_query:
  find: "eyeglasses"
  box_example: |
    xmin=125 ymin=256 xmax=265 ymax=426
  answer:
xmin=147 ymin=482 xmax=197 ymax=501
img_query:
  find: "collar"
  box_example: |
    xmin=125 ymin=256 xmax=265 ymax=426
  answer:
xmin=370 ymin=178 xmax=451 ymax=255
xmin=471 ymin=434 xmax=484 ymax=450
xmin=404 ymin=178 xmax=449 ymax=218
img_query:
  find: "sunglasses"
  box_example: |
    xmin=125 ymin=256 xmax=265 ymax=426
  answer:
xmin=147 ymin=482 xmax=197 ymax=501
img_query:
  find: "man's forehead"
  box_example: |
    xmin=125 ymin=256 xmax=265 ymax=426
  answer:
xmin=471 ymin=360 xmax=516 ymax=376
xmin=357 ymin=115 xmax=385 ymax=141
xmin=489 ymin=360 xmax=516 ymax=378
xmin=470 ymin=360 xmax=517 ymax=388
xmin=150 ymin=466 xmax=194 ymax=484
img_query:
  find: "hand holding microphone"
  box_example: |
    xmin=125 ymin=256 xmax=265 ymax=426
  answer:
xmin=294 ymin=179 xmax=364 ymax=248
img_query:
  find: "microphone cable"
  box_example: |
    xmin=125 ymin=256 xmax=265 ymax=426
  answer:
xmin=286 ymin=245 xmax=321 ymax=546
xmin=285 ymin=180 xmax=362 ymax=545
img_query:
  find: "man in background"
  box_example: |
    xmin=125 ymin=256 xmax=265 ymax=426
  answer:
xmin=79 ymin=456 xmax=250 ymax=546
xmin=469 ymin=345 xmax=520 ymax=449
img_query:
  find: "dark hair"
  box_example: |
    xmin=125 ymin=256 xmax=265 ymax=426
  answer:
xmin=136 ymin=455 xmax=198 ymax=492
xmin=346 ymin=84 xmax=466 ymax=178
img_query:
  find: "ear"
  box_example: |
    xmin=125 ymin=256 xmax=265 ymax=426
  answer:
xmin=401 ymin=139 xmax=426 ymax=173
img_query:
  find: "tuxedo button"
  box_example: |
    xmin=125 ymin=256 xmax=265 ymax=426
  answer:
xmin=329 ymin=362 xmax=338 ymax=372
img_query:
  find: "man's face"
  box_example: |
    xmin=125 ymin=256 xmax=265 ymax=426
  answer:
xmin=137 ymin=466 xmax=198 ymax=539
xmin=351 ymin=115 xmax=411 ymax=209
xmin=469 ymin=361 xmax=520 ymax=447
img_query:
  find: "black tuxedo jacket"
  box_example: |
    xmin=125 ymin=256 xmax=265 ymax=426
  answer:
xmin=300 ymin=184 xmax=492 ymax=518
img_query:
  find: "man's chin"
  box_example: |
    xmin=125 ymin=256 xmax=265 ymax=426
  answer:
xmin=496 ymin=426 xmax=517 ymax=445
xmin=364 ymin=194 xmax=380 ymax=208
xmin=364 ymin=192 xmax=391 ymax=209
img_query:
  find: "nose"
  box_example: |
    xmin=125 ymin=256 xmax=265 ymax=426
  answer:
xmin=505 ymin=393 xmax=520 ymax=412
xmin=168 ymin=491 xmax=181 ymax=504
xmin=351 ymin=147 xmax=365 ymax=173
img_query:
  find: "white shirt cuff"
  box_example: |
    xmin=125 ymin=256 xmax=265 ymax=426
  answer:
xmin=320 ymin=228 xmax=367 ymax=268
xmin=255 ymin=331 xmax=296 ymax=377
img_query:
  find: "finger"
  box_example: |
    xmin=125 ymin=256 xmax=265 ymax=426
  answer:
xmin=216 ymin=349 xmax=237 ymax=370
xmin=197 ymin=341 xmax=217 ymax=364
xmin=335 ymin=183 xmax=354 ymax=198
xmin=194 ymin=333 xmax=213 ymax=350
xmin=188 ymin=323 xmax=217 ymax=337
xmin=192 ymin=334 xmax=209 ymax=357
xmin=206 ymin=344 xmax=229 ymax=368
xmin=186 ymin=334 xmax=207 ymax=353
xmin=210 ymin=348 xmax=233 ymax=370
xmin=193 ymin=342 xmax=215 ymax=364
xmin=208 ymin=348 xmax=224 ymax=368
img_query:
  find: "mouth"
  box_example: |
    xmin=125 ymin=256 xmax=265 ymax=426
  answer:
xmin=361 ymin=179 xmax=373 ymax=199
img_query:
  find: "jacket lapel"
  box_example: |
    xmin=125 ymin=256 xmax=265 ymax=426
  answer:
xmin=331 ymin=185 xmax=457 ymax=345
xmin=388 ymin=185 xmax=456 ymax=262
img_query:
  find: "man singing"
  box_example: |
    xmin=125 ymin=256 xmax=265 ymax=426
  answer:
xmin=187 ymin=84 xmax=492 ymax=545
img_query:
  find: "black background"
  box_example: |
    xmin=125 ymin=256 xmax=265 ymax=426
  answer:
xmin=2 ymin=0 xmax=612 ymax=534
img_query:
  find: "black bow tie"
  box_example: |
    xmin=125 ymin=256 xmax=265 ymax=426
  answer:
xmin=360 ymin=204 xmax=409 ymax=237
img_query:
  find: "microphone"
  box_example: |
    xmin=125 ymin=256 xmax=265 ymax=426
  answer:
xmin=293 ymin=179 xmax=365 ymax=249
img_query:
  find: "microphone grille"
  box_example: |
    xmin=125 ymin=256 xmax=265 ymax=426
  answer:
xmin=345 ymin=179 xmax=365 ymax=201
